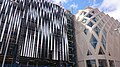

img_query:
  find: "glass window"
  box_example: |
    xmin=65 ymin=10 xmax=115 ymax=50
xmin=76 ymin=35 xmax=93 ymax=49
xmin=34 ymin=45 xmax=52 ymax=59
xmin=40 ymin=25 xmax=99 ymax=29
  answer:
xmin=98 ymin=59 xmax=108 ymax=67
xmin=82 ymin=18 xmax=87 ymax=23
xmin=109 ymin=52 xmax=111 ymax=56
xmin=103 ymin=30 xmax=107 ymax=37
xmin=86 ymin=14 xmax=93 ymax=18
xmin=98 ymin=47 xmax=105 ymax=55
xmin=94 ymin=26 xmax=100 ymax=36
xmin=69 ymin=48 xmax=73 ymax=54
xmin=91 ymin=11 xmax=95 ymax=14
xmin=0 ymin=0 xmax=2 ymax=4
xmin=101 ymin=36 xmax=106 ymax=49
xmin=109 ymin=60 xmax=115 ymax=67
xmin=87 ymin=21 xmax=94 ymax=27
xmin=87 ymin=50 xmax=92 ymax=56
xmin=92 ymin=17 xmax=97 ymax=22
xmin=84 ymin=28 xmax=89 ymax=35
xmin=81 ymin=11 xmax=86 ymax=15
xmin=90 ymin=35 xmax=98 ymax=48
xmin=86 ymin=60 xmax=97 ymax=67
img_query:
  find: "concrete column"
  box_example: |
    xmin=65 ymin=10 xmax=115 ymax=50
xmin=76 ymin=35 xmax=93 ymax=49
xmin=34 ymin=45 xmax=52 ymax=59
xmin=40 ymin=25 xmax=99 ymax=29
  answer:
xmin=107 ymin=59 xmax=110 ymax=67
xmin=27 ymin=61 xmax=29 ymax=66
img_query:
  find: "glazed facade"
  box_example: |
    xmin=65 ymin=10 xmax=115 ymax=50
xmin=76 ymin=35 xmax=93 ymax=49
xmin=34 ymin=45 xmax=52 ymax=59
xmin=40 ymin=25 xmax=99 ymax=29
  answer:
xmin=65 ymin=10 xmax=77 ymax=67
xmin=0 ymin=0 xmax=69 ymax=66
xmin=75 ymin=7 xmax=120 ymax=67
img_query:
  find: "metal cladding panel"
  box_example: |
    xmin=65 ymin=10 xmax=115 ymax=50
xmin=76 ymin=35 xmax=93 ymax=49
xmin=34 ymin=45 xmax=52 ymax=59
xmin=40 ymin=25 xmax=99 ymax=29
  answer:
xmin=0 ymin=0 xmax=69 ymax=62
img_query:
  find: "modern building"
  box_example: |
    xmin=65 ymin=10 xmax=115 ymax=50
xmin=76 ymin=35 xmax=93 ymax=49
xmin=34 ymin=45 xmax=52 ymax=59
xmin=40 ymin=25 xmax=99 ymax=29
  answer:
xmin=65 ymin=10 xmax=77 ymax=67
xmin=74 ymin=7 xmax=120 ymax=67
xmin=1 ymin=0 xmax=120 ymax=67
xmin=0 ymin=0 xmax=70 ymax=67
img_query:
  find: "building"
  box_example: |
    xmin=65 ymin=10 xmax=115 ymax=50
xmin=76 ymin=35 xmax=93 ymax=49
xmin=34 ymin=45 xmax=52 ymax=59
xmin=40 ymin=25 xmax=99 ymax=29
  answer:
xmin=74 ymin=7 xmax=120 ymax=67
xmin=0 ymin=0 xmax=70 ymax=67
xmin=1 ymin=0 xmax=120 ymax=67
xmin=0 ymin=0 xmax=2 ymax=6
xmin=65 ymin=10 xmax=77 ymax=67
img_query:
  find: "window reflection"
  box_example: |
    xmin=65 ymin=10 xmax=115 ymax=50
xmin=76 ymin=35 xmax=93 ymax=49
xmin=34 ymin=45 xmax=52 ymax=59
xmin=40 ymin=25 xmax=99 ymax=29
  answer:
xmin=98 ymin=59 xmax=108 ymax=67
xmin=84 ymin=28 xmax=89 ymax=35
xmin=109 ymin=60 xmax=115 ymax=67
xmin=92 ymin=17 xmax=98 ymax=22
xmin=82 ymin=18 xmax=87 ymax=23
xmin=86 ymin=14 xmax=93 ymax=18
xmin=101 ymin=36 xmax=106 ymax=49
xmin=90 ymin=35 xmax=98 ymax=48
xmin=87 ymin=21 xmax=94 ymax=27
xmin=94 ymin=26 xmax=100 ymax=36
xmin=86 ymin=60 xmax=97 ymax=67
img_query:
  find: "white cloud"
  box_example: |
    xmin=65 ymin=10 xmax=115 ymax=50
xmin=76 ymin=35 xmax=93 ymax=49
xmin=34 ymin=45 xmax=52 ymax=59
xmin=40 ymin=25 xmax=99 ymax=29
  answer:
xmin=51 ymin=0 xmax=68 ymax=4
xmin=69 ymin=3 xmax=78 ymax=13
xmin=89 ymin=0 xmax=100 ymax=9
xmin=99 ymin=0 xmax=120 ymax=21
xmin=70 ymin=3 xmax=78 ymax=9
xmin=90 ymin=0 xmax=120 ymax=21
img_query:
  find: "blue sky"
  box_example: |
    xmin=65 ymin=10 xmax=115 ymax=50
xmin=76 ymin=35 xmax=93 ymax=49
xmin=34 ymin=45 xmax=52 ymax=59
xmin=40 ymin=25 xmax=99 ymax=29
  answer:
xmin=62 ymin=0 xmax=103 ymax=13
xmin=50 ymin=0 xmax=103 ymax=13
xmin=50 ymin=0 xmax=120 ymax=21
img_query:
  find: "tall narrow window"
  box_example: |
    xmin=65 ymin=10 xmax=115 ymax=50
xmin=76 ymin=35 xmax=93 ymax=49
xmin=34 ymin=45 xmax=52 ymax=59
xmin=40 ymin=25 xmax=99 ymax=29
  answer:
xmin=101 ymin=36 xmax=106 ymax=49
xmin=94 ymin=26 xmax=100 ymax=36
xmin=84 ymin=28 xmax=89 ymax=35
xmin=90 ymin=35 xmax=98 ymax=48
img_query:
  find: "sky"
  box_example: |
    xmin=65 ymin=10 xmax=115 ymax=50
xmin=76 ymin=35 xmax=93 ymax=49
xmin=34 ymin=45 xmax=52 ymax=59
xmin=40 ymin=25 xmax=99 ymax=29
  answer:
xmin=50 ymin=0 xmax=120 ymax=21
